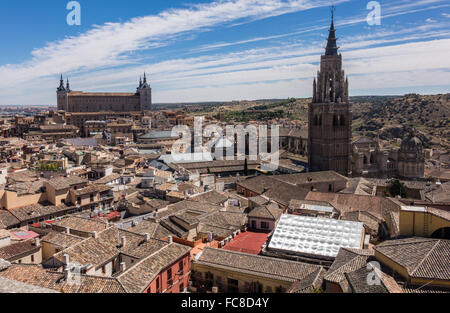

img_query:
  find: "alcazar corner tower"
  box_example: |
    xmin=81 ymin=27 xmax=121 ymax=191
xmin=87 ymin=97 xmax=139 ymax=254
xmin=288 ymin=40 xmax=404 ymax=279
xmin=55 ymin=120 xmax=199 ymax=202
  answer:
xmin=308 ymin=11 xmax=352 ymax=177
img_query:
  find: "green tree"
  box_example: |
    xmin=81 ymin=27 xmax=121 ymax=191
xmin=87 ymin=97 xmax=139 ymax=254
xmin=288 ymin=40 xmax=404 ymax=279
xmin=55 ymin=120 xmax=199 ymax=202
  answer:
xmin=388 ymin=179 xmax=407 ymax=198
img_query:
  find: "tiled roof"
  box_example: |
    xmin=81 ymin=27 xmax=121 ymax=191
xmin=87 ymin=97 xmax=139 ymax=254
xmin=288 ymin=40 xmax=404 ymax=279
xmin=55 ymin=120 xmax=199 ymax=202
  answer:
xmin=262 ymin=186 xmax=309 ymax=207
xmin=190 ymin=190 xmax=228 ymax=205
xmin=71 ymin=184 xmax=112 ymax=196
xmin=344 ymin=264 xmax=403 ymax=293
xmin=156 ymin=200 xmax=222 ymax=220
xmin=94 ymin=173 xmax=121 ymax=184
xmin=0 ymin=277 xmax=60 ymax=293
xmin=195 ymin=247 xmax=323 ymax=283
xmin=53 ymin=236 xmax=119 ymax=267
xmin=0 ymin=264 xmax=63 ymax=291
xmin=60 ymin=275 xmax=126 ymax=293
xmin=0 ymin=210 xmax=20 ymax=229
xmin=342 ymin=211 xmax=381 ymax=233
xmin=52 ymin=216 xmax=108 ymax=233
xmin=8 ymin=203 xmax=70 ymax=222
xmin=324 ymin=248 xmax=374 ymax=289
xmin=200 ymin=211 xmax=247 ymax=229
xmin=6 ymin=180 xmax=45 ymax=195
xmin=128 ymin=220 xmax=173 ymax=240
xmin=248 ymin=203 xmax=283 ymax=220
xmin=46 ymin=176 xmax=87 ymax=190
xmin=289 ymin=267 xmax=326 ymax=293
xmin=41 ymin=231 xmax=84 ymax=249
xmin=0 ymin=240 xmax=40 ymax=261
xmin=374 ymin=238 xmax=450 ymax=281
xmin=0 ymin=263 xmax=125 ymax=293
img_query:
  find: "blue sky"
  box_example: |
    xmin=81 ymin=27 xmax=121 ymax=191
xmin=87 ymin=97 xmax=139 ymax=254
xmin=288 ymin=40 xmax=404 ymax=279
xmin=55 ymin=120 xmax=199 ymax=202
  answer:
xmin=0 ymin=0 xmax=449 ymax=105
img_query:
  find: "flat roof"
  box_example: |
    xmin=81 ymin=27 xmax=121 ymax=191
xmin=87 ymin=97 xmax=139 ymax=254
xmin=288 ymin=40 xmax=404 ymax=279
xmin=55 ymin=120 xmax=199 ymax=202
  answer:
xmin=299 ymin=203 xmax=334 ymax=213
xmin=268 ymin=214 xmax=364 ymax=258
xmin=160 ymin=152 xmax=213 ymax=164
xmin=401 ymin=205 xmax=427 ymax=212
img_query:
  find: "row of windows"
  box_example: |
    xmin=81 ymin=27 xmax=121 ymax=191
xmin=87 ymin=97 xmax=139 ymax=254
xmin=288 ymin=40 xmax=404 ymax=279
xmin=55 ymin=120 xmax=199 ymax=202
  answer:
xmin=313 ymin=114 xmax=347 ymax=126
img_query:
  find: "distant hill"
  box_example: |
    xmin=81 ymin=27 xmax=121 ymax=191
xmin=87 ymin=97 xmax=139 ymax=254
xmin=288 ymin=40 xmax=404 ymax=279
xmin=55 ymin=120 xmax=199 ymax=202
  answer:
xmin=352 ymin=94 xmax=449 ymax=149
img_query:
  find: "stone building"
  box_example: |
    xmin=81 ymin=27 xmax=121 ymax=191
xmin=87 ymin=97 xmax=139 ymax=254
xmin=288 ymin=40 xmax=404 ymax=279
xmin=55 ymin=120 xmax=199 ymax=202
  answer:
xmin=397 ymin=135 xmax=425 ymax=178
xmin=352 ymin=135 xmax=425 ymax=179
xmin=307 ymin=13 xmax=425 ymax=180
xmin=56 ymin=74 xmax=152 ymax=112
xmin=308 ymin=13 xmax=352 ymax=176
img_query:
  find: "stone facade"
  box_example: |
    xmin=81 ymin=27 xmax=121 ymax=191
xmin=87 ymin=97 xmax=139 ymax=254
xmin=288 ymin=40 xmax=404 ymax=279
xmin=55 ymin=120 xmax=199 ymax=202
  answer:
xmin=352 ymin=135 xmax=425 ymax=179
xmin=397 ymin=136 xmax=425 ymax=178
xmin=308 ymin=14 xmax=352 ymax=176
xmin=56 ymin=74 xmax=152 ymax=112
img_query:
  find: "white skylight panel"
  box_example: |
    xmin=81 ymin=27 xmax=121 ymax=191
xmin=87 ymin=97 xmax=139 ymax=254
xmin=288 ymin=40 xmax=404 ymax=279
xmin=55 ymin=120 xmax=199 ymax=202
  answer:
xmin=268 ymin=214 xmax=364 ymax=258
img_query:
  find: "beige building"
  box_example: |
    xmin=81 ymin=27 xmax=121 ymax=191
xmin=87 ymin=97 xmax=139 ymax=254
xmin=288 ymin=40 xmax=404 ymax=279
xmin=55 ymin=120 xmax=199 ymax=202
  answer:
xmin=192 ymin=247 xmax=325 ymax=293
xmin=57 ymin=74 xmax=152 ymax=112
xmin=0 ymin=239 xmax=42 ymax=265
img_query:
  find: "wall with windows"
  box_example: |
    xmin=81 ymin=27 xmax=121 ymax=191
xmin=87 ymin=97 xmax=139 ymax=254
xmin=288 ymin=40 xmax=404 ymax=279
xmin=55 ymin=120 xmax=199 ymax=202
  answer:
xmin=143 ymin=253 xmax=191 ymax=293
xmin=192 ymin=263 xmax=291 ymax=293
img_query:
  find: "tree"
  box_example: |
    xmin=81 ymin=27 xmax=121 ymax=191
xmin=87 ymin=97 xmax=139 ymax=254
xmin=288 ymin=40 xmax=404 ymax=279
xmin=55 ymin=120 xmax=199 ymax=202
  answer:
xmin=388 ymin=179 xmax=407 ymax=198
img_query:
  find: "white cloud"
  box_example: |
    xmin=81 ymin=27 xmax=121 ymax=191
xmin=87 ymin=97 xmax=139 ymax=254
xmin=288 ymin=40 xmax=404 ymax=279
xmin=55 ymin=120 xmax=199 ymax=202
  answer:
xmin=0 ymin=0 xmax=347 ymax=88
xmin=1 ymin=0 xmax=449 ymax=104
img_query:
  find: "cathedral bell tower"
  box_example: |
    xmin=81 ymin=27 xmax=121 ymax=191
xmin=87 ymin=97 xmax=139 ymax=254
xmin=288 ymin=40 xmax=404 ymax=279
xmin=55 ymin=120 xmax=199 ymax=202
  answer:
xmin=308 ymin=9 xmax=352 ymax=176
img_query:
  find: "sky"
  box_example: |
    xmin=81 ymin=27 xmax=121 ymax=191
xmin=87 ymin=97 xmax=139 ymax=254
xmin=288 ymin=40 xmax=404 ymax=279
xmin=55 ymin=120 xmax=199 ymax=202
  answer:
xmin=0 ymin=0 xmax=449 ymax=105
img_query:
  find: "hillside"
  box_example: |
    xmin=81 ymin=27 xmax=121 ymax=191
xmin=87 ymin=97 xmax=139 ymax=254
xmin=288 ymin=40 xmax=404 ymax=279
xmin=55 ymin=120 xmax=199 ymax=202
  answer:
xmin=154 ymin=93 xmax=450 ymax=150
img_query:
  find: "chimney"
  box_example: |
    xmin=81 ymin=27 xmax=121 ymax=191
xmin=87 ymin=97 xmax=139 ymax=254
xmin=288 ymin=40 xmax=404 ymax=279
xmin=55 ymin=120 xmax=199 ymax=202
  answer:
xmin=33 ymin=238 xmax=40 ymax=247
xmin=168 ymin=236 xmax=173 ymax=244
xmin=63 ymin=253 xmax=70 ymax=266
xmin=120 ymin=262 xmax=126 ymax=272
xmin=144 ymin=233 xmax=150 ymax=242
xmin=121 ymin=236 xmax=127 ymax=247
xmin=93 ymin=231 xmax=98 ymax=239
xmin=66 ymin=227 xmax=70 ymax=234
xmin=64 ymin=268 xmax=71 ymax=281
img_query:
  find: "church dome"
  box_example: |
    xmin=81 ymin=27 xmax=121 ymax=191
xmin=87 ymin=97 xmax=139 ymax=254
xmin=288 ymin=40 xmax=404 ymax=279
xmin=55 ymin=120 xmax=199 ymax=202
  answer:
xmin=400 ymin=136 xmax=423 ymax=152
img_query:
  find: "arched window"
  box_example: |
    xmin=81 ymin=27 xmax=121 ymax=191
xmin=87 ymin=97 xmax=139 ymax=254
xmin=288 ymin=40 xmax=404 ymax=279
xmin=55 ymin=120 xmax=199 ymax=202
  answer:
xmin=333 ymin=115 xmax=338 ymax=126
xmin=340 ymin=115 xmax=345 ymax=126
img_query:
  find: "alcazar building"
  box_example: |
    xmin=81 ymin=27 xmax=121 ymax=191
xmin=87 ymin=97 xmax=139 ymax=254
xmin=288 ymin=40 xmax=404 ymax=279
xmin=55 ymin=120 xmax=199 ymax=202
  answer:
xmin=57 ymin=74 xmax=152 ymax=112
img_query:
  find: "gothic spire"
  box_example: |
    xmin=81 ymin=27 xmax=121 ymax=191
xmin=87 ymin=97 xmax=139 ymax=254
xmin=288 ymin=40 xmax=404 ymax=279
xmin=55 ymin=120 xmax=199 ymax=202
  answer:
xmin=325 ymin=6 xmax=339 ymax=56
xmin=143 ymin=72 xmax=147 ymax=84
xmin=57 ymin=74 xmax=66 ymax=91
xmin=66 ymin=78 xmax=70 ymax=92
